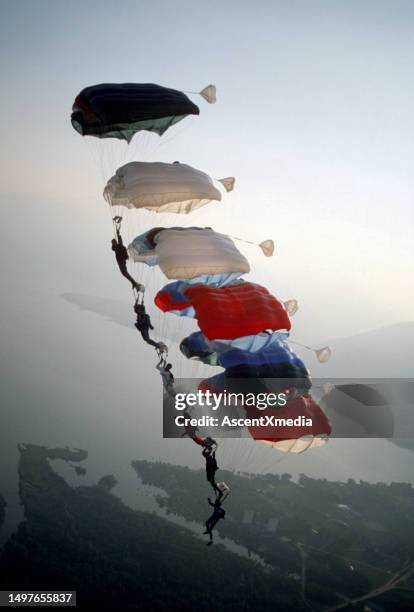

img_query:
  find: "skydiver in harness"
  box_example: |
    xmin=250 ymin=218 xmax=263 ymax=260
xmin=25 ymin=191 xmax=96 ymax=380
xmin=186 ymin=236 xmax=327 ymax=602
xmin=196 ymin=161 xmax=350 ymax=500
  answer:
xmin=202 ymin=441 xmax=221 ymax=498
xmin=156 ymin=356 xmax=175 ymax=396
xmin=181 ymin=409 xmax=199 ymax=440
xmin=204 ymin=497 xmax=226 ymax=545
xmin=178 ymin=407 xmax=208 ymax=446
xmin=134 ymin=300 xmax=164 ymax=351
xmin=111 ymin=216 xmax=143 ymax=292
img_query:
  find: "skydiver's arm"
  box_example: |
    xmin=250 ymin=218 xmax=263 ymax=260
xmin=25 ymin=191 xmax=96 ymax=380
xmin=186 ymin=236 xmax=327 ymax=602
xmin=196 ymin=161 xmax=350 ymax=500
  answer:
xmin=115 ymin=228 xmax=123 ymax=245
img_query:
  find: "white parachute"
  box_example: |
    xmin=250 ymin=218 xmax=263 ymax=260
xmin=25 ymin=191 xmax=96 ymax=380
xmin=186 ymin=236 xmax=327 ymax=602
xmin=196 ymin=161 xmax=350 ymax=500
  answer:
xmin=129 ymin=227 xmax=250 ymax=280
xmin=104 ymin=161 xmax=234 ymax=214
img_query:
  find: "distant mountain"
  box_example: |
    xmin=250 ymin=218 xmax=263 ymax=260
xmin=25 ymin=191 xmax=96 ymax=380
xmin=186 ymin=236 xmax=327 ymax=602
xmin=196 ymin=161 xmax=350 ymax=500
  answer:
xmin=297 ymin=321 xmax=414 ymax=378
xmin=62 ymin=293 xmax=134 ymax=330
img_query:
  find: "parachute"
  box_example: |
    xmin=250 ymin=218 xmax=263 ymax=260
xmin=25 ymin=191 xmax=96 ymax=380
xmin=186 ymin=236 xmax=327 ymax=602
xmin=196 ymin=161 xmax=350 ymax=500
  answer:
xmin=196 ymin=371 xmax=327 ymax=454
xmin=129 ymin=227 xmax=249 ymax=278
xmin=104 ymin=163 xmax=232 ymax=214
xmin=320 ymin=384 xmax=393 ymax=438
xmin=180 ymin=332 xmax=307 ymax=370
xmin=245 ymin=395 xmax=332 ymax=452
xmin=71 ymin=83 xmax=201 ymax=142
xmin=156 ymin=281 xmax=291 ymax=340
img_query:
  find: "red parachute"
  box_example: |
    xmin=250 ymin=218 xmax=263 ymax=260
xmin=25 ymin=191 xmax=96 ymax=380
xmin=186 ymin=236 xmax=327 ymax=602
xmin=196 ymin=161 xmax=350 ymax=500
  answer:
xmin=156 ymin=281 xmax=291 ymax=340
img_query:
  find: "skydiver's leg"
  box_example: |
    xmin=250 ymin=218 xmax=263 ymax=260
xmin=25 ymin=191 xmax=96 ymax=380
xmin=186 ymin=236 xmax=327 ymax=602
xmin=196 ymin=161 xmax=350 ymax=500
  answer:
xmin=204 ymin=518 xmax=214 ymax=542
xmin=207 ymin=518 xmax=217 ymax=543
xmin=145 ymin=337 xmax=162 ymax=349
xmin=207 ymin=473 xmax=221 ymax=497
xmin=117 ymin=262 xmax=143 ymax=292
xmin=140 ymin=328 xmax=161 ymax=349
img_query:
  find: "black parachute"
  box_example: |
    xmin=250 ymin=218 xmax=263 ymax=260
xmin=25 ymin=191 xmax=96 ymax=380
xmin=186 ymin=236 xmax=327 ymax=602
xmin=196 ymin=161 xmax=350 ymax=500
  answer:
xmin=71 ymin=83 xmax=200 ymax=142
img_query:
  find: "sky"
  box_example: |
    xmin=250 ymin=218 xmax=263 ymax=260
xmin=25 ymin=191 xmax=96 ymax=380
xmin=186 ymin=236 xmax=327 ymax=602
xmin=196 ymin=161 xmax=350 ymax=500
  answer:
xmin=1 ymin=0 xmax=413 ymax=342
xmin=1 ymin=3 xmax=414 ymax=531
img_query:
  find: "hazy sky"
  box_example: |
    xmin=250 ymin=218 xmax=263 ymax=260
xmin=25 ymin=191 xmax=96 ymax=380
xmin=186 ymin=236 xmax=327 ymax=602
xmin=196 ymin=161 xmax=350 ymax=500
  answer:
xmin=1 ymin=0 xmax=413 ymax=341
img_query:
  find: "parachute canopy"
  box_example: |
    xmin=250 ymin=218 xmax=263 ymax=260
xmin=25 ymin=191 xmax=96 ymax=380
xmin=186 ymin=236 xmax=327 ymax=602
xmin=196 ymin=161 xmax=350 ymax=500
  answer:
xmin=180 ymin=331 xmax=307 ymax=371
xmin=260 ymin=435 xmax=328 ymax=454
xmin=129 ymin=227 xmax=250 ymax=279
xmin=157 ymin=281 xmax=291 ymax=340
xmin=220 ymin=343 xmax=308 ymax=371
xmin=246 ymin=395 xmax=331 ymax=452
xmin=320 ymin=384 xmax=393 ymax=437
xmin=104 ymin=163 xmax=227 ymax=214
xmin=197 ymin=375 xmax=330 ymax=454
xmin=71 ymin=83 xmax=199 ymax=142
xmin=209 ymin=331 xmax=289 ymax=353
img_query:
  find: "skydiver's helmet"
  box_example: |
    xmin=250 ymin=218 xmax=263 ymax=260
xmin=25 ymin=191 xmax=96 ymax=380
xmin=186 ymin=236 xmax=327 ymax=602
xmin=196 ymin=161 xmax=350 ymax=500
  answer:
xmin=204 ymin=437 xmax=217 ymax=451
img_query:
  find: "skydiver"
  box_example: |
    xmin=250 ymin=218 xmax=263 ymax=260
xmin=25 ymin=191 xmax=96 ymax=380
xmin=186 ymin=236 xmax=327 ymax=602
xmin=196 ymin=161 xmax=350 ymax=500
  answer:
xmin=181 ymin=409 xmax=199 ymax=439
xmin=156 ymin=357 xmax=175 ymax=396
xmin=202 ymin=445 xmax=221 ymax=498
xmin=204 ymin=497 xmax=226 ymax=545
xmin=134 ymin=302 xmax=162 ymax=350
xmin=203 ymin=436 xmax=217 ymax=451
xmin=111 ymin=216 xmax=143 ymax=292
